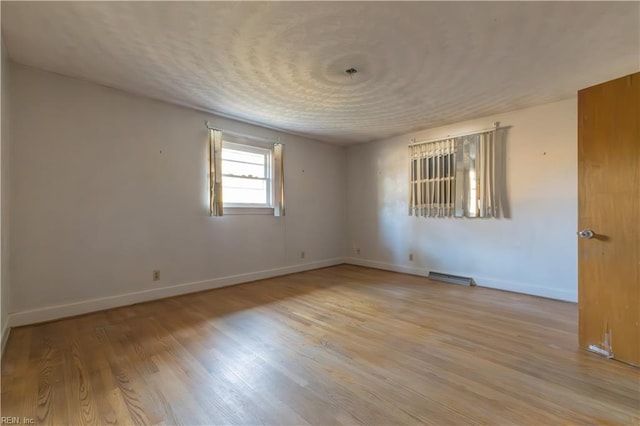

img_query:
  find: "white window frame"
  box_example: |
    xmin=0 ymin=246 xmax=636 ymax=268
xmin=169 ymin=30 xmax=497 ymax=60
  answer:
xmin=221 ymin=138 xmax=275 ymax=215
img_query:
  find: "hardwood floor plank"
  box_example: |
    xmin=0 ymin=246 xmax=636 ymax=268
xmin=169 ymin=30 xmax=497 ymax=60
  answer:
xmin=33 ymin=333 xmax=68 ymax=425
xmin=1 ymin=327 xmax=35 ymax=422
xmin=2 ymin=265 xmax=638 ymax=425
xmin=104 ymin=320 xmax=173 ymax=425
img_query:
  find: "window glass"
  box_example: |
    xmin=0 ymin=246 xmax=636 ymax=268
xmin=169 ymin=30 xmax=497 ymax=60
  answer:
xmin=221 ymin=142 xmax=272 ymax=208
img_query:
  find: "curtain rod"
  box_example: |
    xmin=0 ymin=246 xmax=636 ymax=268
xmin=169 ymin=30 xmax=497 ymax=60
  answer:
xmin=205 ymin=120 xmax=282 ymax=143
xmin=409 ymin=122 xmax=506 ymax=146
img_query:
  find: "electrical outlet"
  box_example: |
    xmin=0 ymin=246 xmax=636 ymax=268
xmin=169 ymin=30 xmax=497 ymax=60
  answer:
xmin=153 ymin=270 xmax=160 ymax=281
xmin=301 ymin=251 xmax=306 ymax=259
xmin=356 ymin=247 xmax=361 ymax=255
xmin=409 ymin=253 xmax=414 ymax=261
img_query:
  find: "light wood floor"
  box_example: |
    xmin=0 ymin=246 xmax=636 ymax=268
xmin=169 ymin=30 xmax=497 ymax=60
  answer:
xmin=1 ymin=265 xmax=638 ymax=425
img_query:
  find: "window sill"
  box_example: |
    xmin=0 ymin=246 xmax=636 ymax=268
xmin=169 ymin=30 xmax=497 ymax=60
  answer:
xmin=223 ymin=207 xmax=275 ymax=216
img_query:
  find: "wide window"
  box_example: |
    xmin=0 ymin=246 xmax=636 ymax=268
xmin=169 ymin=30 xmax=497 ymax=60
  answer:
xmin=409 ymin=127 xmax=503 ymax=218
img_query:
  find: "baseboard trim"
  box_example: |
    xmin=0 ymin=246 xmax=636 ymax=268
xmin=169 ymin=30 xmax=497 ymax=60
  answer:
xmin=9 ymin=258 xmax=345 ymax=327
xmin=7 ymin=257 xmax=576 ymax=328
xmin=473 ymin=274 xmax=576 ymax=302
xmin=344 ymin=257 xmax=576 ymax=302
xmin=345 ymin=258 xmax=430 ymax=277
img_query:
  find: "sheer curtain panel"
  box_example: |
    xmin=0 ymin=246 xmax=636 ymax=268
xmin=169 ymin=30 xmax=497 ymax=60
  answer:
xmin=273 ymin=143 xmax=285 ymax=216
xmin=209 ymin=129 xmax=223 ymax=216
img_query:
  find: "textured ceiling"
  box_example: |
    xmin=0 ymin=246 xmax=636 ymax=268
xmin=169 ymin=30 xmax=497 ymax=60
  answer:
xmin=2 ymin=2 xmax=639 ymax=145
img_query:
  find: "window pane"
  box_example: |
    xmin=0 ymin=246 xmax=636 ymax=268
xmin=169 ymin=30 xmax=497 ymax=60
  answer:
xmin=222 ymin=148 xmax=265 ymax=165
xmin=443 ymin=154 xmax=450 ymax=177
xmin=222 ymin=159 xmax=265 ymax=178
xmin=221 ymin=143 xmax=272 ymax=207
xmin=223 ymin=176 xmax=267 ymax=204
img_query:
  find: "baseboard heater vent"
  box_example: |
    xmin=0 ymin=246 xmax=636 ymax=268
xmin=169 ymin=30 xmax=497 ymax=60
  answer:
xmin=428 ymin=271 xmax=475 ymax=286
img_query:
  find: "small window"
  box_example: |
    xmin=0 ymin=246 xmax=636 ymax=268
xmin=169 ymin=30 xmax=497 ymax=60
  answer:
xmin=221 ymin=140 xmax=273 ymax=213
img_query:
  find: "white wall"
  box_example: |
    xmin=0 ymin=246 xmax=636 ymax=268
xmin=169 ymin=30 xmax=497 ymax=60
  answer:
xmin=8 ymin=63 xmax=347 ymax=324
xmin=6 ymin=60 xmax=579 ymax=329
xmin=346 ymin=99 xmax=578 ymax=301
xmin=1 ymin=38 xmax=11 ymax=349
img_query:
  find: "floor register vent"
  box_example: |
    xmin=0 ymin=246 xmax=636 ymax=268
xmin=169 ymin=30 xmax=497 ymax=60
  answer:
xmin=428 ymin=271 xmax=475 ymax=286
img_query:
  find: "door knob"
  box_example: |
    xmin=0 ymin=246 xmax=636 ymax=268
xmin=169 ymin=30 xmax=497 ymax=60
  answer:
xmin=578 ymin=229 xmax=595 ymax=239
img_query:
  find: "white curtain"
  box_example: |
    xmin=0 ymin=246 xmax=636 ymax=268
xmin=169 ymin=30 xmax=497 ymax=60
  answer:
xmin=459 ymin=131 xmax=497 ymax=218
xmin=409 ymin=129 xmax=499 ymax=218
xmin=273 ymin=143 xmax=285 ymax=216
xmin=209 ymin=129 xmax=223 ymax=216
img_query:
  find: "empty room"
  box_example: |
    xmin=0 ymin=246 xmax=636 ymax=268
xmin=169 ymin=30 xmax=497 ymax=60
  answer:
xmin=0 ymin=1 xmax=639 ymax=425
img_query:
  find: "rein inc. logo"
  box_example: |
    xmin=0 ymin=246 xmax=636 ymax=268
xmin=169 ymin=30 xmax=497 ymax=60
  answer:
xmin=0 ymin=418 xmax=35 ymax=424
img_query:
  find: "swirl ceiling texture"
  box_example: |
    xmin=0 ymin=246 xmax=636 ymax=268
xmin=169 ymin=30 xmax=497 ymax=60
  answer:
xmin=2 ymin=2 xmax=638 ymax=144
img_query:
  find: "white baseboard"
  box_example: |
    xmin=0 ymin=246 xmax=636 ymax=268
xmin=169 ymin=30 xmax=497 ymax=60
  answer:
xmin=345 ymin=257 xmax=430 ymax=278
xmin=8 ymin=258 xmax=345 ymax=327
xmin=6 ymin=257 xmax=576 ymax=328
xmin=473 ymin=274 xmax=576 ymax=302
xmin=1 ymin=321 xmax=10 ymax=357
xmin=344 ymin=257 xmax=577 ymax=302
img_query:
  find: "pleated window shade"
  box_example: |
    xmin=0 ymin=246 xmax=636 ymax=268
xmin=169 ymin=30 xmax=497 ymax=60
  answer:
xmin=409 ymin=128 xmax=501 ymax=218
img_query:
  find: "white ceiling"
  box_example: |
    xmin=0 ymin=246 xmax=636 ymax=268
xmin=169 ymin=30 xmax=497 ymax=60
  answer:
xmin=2 ymin=2 xmax=639 ymax=145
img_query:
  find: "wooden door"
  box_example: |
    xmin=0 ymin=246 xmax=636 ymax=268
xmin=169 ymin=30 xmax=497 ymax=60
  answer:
xmin=578 ymin=72 xmax=639 ymax=367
